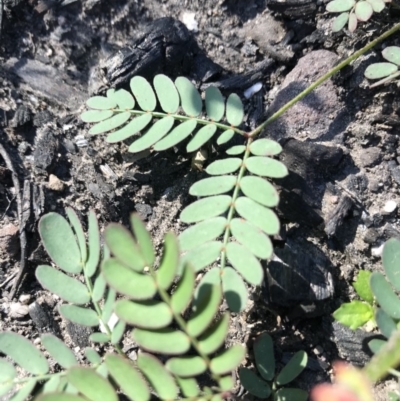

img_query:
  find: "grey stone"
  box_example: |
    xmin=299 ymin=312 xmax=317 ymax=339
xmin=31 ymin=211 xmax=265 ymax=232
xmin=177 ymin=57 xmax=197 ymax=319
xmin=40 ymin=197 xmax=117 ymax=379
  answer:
xmin=357 ymin=147 xmax=382 ymax=168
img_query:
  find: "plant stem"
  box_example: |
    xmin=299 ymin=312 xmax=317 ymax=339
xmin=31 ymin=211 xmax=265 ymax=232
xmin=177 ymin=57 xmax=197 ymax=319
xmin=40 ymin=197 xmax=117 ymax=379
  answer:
xmin=250 ymin=21 xmax=400 ymax=138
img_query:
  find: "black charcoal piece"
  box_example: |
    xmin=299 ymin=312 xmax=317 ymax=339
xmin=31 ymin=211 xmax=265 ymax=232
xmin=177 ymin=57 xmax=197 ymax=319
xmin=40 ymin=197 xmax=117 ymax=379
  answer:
xmin=325 ymin=195 xmax=353 ymax=238
xmin=267 ymin=0 xmax=317 ymax=19
xmin=66 ymin=321 xmax=92 ymax=348
xmin=33 ymin=128 xmax=58 ymax=172
xmin=29 ymin=298 xmax=59 ymax=334
xmin=10 ymin=105 xmax=31 ymax=128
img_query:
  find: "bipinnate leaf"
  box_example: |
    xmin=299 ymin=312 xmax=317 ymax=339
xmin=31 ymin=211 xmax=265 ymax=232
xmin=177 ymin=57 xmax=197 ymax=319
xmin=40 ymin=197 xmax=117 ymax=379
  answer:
xmin=181 ymin=241 xmax=222 ymax=272
xmin=250 ymin=138 xmax=282 ymax=156
xmin=245 ymin=156 xmax=288 ymax=178
xmin=226 ymin=94 xmax=244 ymax=126
xmin=108 ymin=88 xmax=135 ymax=109
xmin=41 ymin=334 xmax=77 ymax=369
xmin=326 ymin=0 xmax=355 ymax=12
xmin=230 ymin=218 xmax=273 ymax=260
xmin=153 ymin=75 xmax=179 ymax=114
xmin=221 ymin=267 xmax=248 ymax=312
xmin=133 ymin=328 xmax=190 ymax=355
xmin=0 ymin=382 xmax=14 ymax=398
xmin=240 ymin=176 xmax=279 ymax=207
xmin=189 ymin=176 xmax=237 ymax=197
xmin=238 ymin=368 xmax=271 ymax=398
xmin=179 ymin=217 xmax=227 ymax=251
xmin=275 ymin=351 xmax=308 ymax=386
xmin=36 ymin=265 xmax=90 ymax=305
xmin=275 ymin=388 xmax=308 ymax=401
xmin=365 ymin=62 xmax=398 ymax=79
xmin=226 ymin=145 xmax=246 ymax=155
xmin=39 ymin=213 xmax=82 ymax=274
xmin=353 ymin=270 xmax=373 ymax=304
xmin=370 ymin=272 xmax=400 ymax=319
xmin=86 ymin=210 xmax=101 ymax=277
xmin=166 ymin=356 xmax=207 ymax=377
xmin=210 ymin=345 xmax=246 ymax=375
xmin=87 ymin=96 xmax=116 ymax=110
xmin=206 ymin=158 xmax=242 ymax=175
xmin=198 ymin=313 xmax=230 ymax=355
xmin=137 ymin=353 xmax=178 ymax=400
xmin=42 ymin=375 xmax=61 ymax=393
xmin=375 ymin=308 xmax=396 ymax=339
xmin=217 ymin=129 xmax=235 ymax=145
xmin=333 ymin=301 xmax=374 ymax=330
xmin=89 ymin=112 xmax=131 ymax=135
xmin=348 ymin=11 xmax=358 ymax=32
xmin=0 ymin=358 xmax=16 ymax=383
xmin=254 ymin=333 xmax=275 ymax=381
xmin=130 ymin=214 xmax=155 ymax=267
xmin=111 ymin=320 xmax=126 ymax=345
xmin=175 ymin=77 xmax=202 ymax=117
xmin=218 ymin=375 xmax=234 ymax=391
xmin=104 ymin=224 xmax=146 ymax=272
xmin=59 ymin=305 xmax=99 ymax=327
xmin=226 ymin=242 xmax=263 ymax=285
xmin=102 ymin=258 xmax=156 ymax=300
xmin=368 ymin=338 xmax=386 ymax=354
xmin=37 ymin=395 xmax=88 ymax=401
xmin=206 ymin=87 xmax=225 ymax=122
xmin=106 ymin=354 xmax=150 ymax=401
xmin=382 ymin=46 xmax=400 ymax=66
xmin=176 ymin=377 xmax=199 ymax=397
xmin=355 ymin=1 xmax=373 ymax=21
xmin=187 ymin=124 xmax=217 ymax=153
xmin=130 ymin=76 xmax=156 ymax=111
xmin=194 ymin=268 xmax=221 ymax=303
xmin=102 ymin=288 xmax=116 ymax=324
xmin=332 ymin=12 xmax=349 ymax=32
xmin=107 ymin=114 xmax=153 ymax=143
xmin=92 ymin=274 xmax=106 ymax=303
xmin=180 ymin=195 xmax=232 ymax=223
xmin=367 ymin=0 xmax=386 ymax=12
xmin=81 ymin=110 xmax=113 ymax=123
xmin=154 ymin=119 xmax=197 ymax=151
xmin=171 ymin=265 xmax=195 ymax=314
xmin=156 ymin=232 xmax=179 ymax=290
xmin=67 ymin=367 xmax=117 ymax=401
xmin=66 ymin=208 xmax=87 ymax=263
xmin=10 ymin=379 xmax=37 ymax=401
xmin=382 ymin=238 xmax=400 ymax=291
xmin=85 ymin=348 xmax=101 ymax=365
xmin=89 ymin=333 xmax=109 ymax=343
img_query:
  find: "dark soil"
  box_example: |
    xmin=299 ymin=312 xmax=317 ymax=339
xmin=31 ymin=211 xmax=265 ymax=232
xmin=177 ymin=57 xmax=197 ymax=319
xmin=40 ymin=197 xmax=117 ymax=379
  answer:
xmin=1 ymin=0 xmax=400 ymax=400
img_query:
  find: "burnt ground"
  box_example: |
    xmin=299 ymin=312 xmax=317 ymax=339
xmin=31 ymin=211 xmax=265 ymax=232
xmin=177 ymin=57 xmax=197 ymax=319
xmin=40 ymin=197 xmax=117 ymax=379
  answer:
xmin=1 ymin=0 xmax=400 ymax=399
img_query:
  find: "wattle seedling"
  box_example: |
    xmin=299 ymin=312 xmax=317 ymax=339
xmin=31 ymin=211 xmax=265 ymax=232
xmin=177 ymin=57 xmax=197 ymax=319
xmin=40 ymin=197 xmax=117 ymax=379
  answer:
xmin=365 ymin=46 xmax=400 ymax=87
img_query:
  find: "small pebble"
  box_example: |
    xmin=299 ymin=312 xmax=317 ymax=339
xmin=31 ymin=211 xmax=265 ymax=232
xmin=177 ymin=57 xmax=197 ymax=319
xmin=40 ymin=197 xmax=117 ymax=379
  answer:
xmin=383 ymin=200 xmax=397 ymax=214
xmin=48 ymin=174 xmax=65 ymax=192
xmin=244 ymin=82 xmax=262 ymax=99
xmin=9 ymin=302 xmax=29 ymax=319
xmin=180 ymin=11 xmax=198 ymax=32
xmin=19 ymin=294 xmax=31 ymax=304
xmin=371 ymin=243 xmax=385 ymax=257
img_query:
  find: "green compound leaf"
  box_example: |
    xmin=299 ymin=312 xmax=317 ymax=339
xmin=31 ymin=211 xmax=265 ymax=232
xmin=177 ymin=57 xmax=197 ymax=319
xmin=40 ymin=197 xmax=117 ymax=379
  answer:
xmin=210 ymin=344 xmax=246 ymax=375
xmin=246 ymin=156 xmax=288 ymax=178
xmin=218 ymin=375 xmax=234 ymax=391
xmin=375 ymin=308 xmax=396 ymax=339
xmin=171 ymin=265 xmax=195 ymax=314
xmin=0 ymin=332 xmax=49 ymax=375
xmin=189 ymin=176 xmax=237 ymax=197
xmin=96 ymin=363 xmax=108 ymax=378
xmin=115 ymin=300 xmax=172 ymax=329
xmin=133 ymin=328 xmax=190 ymax=355
xmin=106 ymin=354 xmax=150 ymax=401
xmin=102 ymin=287 xmax=116 ymax=324
xmin=275 ymin=388 xmax=308 ymax=401
xmin=353 ymin=270 xmax=373 ymax=304
xmin=333 ymin=301 xmax=374 ymax=329
xmin=239 ymin=368 xmax=271 ymax=398
xmin=175 ymin=77 xmax=202 ymax=117
xmin=180 ymin=195 xmax=232 ymax=223
xmin=226 ymin=93 xmax=244 ymax=126
xmin=181 ymin=241 xmax=222 ymax=272
xmin=198 ymin=313 xmax=230 ymax=355
xmin=194 ymin=267 xmax=221 ymax=303
xmin=87 ymin=96 xmax=116 ymax=110
xmin=42 ymin=375 xmax=61 ymax=393
xmin=86 ymin=210 xmax=101 ymax=278
xmin=217 ymin=129 xmax=235 ymax=145
xmin=166 ymin=356 xmax=207 ymax=377
xmin=153 ymin=74 xmax=179 ymax=114
xmin=226 ymin=145 xmax=246 ymax=155
xmin=250 ymin=138 xmax=282 ymax=156
xmin=102 ymin=258 xmax=156 ymax=300
xmin=206 ymin=158 xmax=242 ymax=175
xmin=130 ymin=214 xmax=155 ymax=267
xmin=348 ymin=11 xmax=358 ymax=32
xmin=89 ymin=112 xmax=131 ymax=135
xmin=67 ymin=367 xmax=117 ymax=401
xmin=81 ymin=110 xmax=114 ymax=123
xmin=176 ymin=377 xmax=199 ymax=397
xmin=367 ymin=0 xmax=386 ymax=13
xmin=365 ymin=62 xmax=398 ymax=80
xmin=130 ymin=76 xmax=157 ymax=112
xmin=9 ymin=378 xmax=37 ymax=401
xmin=108 ymin=88 xmax=135 ymax=109
xmin=85 ymin=348 xmax=101 ymax=365
xmin=226 ymin=242 xmax=263 ymax=285
xmin=368 ymin=338 xmax=386 ymax=354
xmin=179 ymin=217 xmax=227 ymax=251
xmin=37 ymin=395 xmax=88 ymax=401
xmin=275 ymin=350 xmax=308 ymax=386
xmin=156 ymin=232 xmax=179 ymax=290
xmin=382 ymin=238 xmax=400 ymax=291
xmin=0 ymin=382 xmax=14 ymax=398
xmin=39 ymin=213 xmax=82 ymax=274
xmin=188 ymin=284 xmax=222 ymax=337
xmin=59 ymin=305 xmax=99 ymax=327
xmin=254 ymin=333 xmax=275 ymax=381
xmin=230 ymin=218 xmax=273 ymax=260
xmin=332 ymin=12 xmax=349 ymax=32
xmin=111 ymin=320 xmax=126 ymax=345
xmin=206 ymin=87 xmax=225 ymax=122
xmin=222 ymin=267 xmax=248 ymax=312
xmin=36 ymin=265 xmax=90 ymax=305
xmin=187 ymin=124 xmax=217 ymax=153
xmin=153 ymin=119 xmax=197 ymax=151
xmin=0 ymin=358 xmax=16 ymax=383
xmin=326 ymin=0 xmax=355 ymax=12
xmin=89 ymin=333 xmax=109 ymax=344
xmin=137 ymin=353 xmax=178 ymax=400
xmin=41 ymin=334 xmax=77 ymax=369
xmin=370 ymin=272 xmax=400 ymax=319
xmin=128 ymin=116 xmax=174 ymax=153
xmin=104 ymin=224 xmax=145 ymax=272
xmin=235 ymin=196 xmax=280 ymax=235
xmin=66 ymin=208 xmax=87 ymax=262
xmin=92 ymin=274 xmax=106 ymax=303
xmin=240 ymin=176 xmax=279 ymax=207
xmin=355 ymin=1 xmax=373 ymax=21
xmin=107 ymin=114 xmax=153 ymax=143
xmin=383 ymin=46 xmax=400 ymax=66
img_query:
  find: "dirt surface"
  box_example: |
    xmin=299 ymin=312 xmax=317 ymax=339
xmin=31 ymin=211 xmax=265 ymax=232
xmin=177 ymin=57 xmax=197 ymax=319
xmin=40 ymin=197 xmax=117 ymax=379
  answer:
xmin=1 ymin=0 xmax=400 ymax=399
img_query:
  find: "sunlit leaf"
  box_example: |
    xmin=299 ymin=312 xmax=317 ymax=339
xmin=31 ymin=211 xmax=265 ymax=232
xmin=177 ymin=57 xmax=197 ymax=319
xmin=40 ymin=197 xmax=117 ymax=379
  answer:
xmin=81 ymin=110 xmax=114 ymax=123
xmin=102 ymin=288 xmax=116 ymax=324
xmin=206 ymin=158 xmax=242 ymax=175
xmin=87 ymin=96 xmax=116 ymax=110
xmin=194 ymin=267 xmax=221 ymax=305
xmin=332 ymin=12 xmax=349 ymax=32
xmin=355 ymin=1 xmax=373 ymax=21
xmin=326 ymin=0 xmax=355 ymax=12
xmin=368 ymin=338 xmax=386 ymax=354
xmin=9 ymin=379 xmax=37 ymax=401
xmin=366 ymin=0 xmax=386 ymax=12
xmin=382 ymin=238 xmax=400 ymax=290
xmin=176 ymin=377 xmax=199 ymax=397
xmin=245 ymin=156 xmax=288 ymax=178
xmin=42 ymin=375 xmax=61 ymax=393
xmin=130 ymin=76 xmax=156 ymax=111
xmin=254 ymin=333 xmax=275 ymax=381
xmin=375 ymin=308 xmax=396 ymax=338
xmin=89 ymin=112 xmax=131 ymax=135
xmin=240 ymin=176 xmax=279 ymax=207
xmin=89 ymin=333 xmax=109 ymax=343
xmin=37 ymin=395 xmax=88 ymax=401
xmin=41 ymin=334 xmax=77 ymax=369
xmin=276 ymin=351 xmax=308 ymax=385
xmin=175 ymin=77 xmax=202 ymax=117
xmin=371 ymin=272 xmax=400 ymax=319
xmin=333 ymin=301 xmax=374 ymax=330
xmin=86 ymin=210 xmax=101 ymax=277
xmin=364 ymin=62 xmax=398 ymax=79
xmin=181 ymin=241 xmax=222 ymax=272
xmin=0 ymin=358 xmax=16 ymax=383
xmin=187 ymin=124 xmax=217 ymax=153
xmin=218 ymin=375 xmax=235 ymax=392
xmin=153 ymin=119 xmax=197 ymax=151
xmin=111 ymin=320 xmax=126 ymax=345
xmin=59 ymin=305 xmax=99 ymax=327
xmin=206 ymin=87 xmax=225 ymax=122
xmin=221 ymin=267 xmax=248 ymax=312
xmin=180 ymin=195 xmax=231 ymax=223
xmin=106 ymin=114 xmax=153 ymax=143
xmin=250 ymin=139 xmax=282 ymax=156
xmin=198 ymin=313 xmax=230 ymax=355
xmin=66 ymin=208 xmax=87 ymax=262
xmin=92 ymin=274 xmax=106 ymax=303
xmin=226 ymin=94 xmax=244 ymax=126
xmin=85 ymin=348 xmax=101 ymax=365
xmin=0 ymin=382 xmax=14 ymax=398
xmin=156 ymin=232 xmax=179 ymax=290
xmin=130 ymin=214 xmax=155 ymax=267
xmin=348 ymin=11 xmax=358 ymax=32
xmin=210 ymin=345 xmax=246 ymax=375
xmin=275 ymin=388 xmax=308 ymax=401
xmin=226 ymin=145 xmax=245 ymax=155
xmin=353 ymin=270 xmax=373 ymax=304
xmin=153 ymin=74 xmax=179 ymax=114
xmin=189 ymin=176 xmax=237 ymax=197
xmin=171 ymin=265 xmax=196 ymax=314
xmin=382 ymin=46 xmax=400 ymax=66
xmin=239 ymin=368 xmax=271 ymax=398
xmin=166 ymin=356 xmax=207 ymax=377
xmin=108 ymin=88 xmax=135 ymax=110
xmin=217 ymin=129 xmax=235 ymax=145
